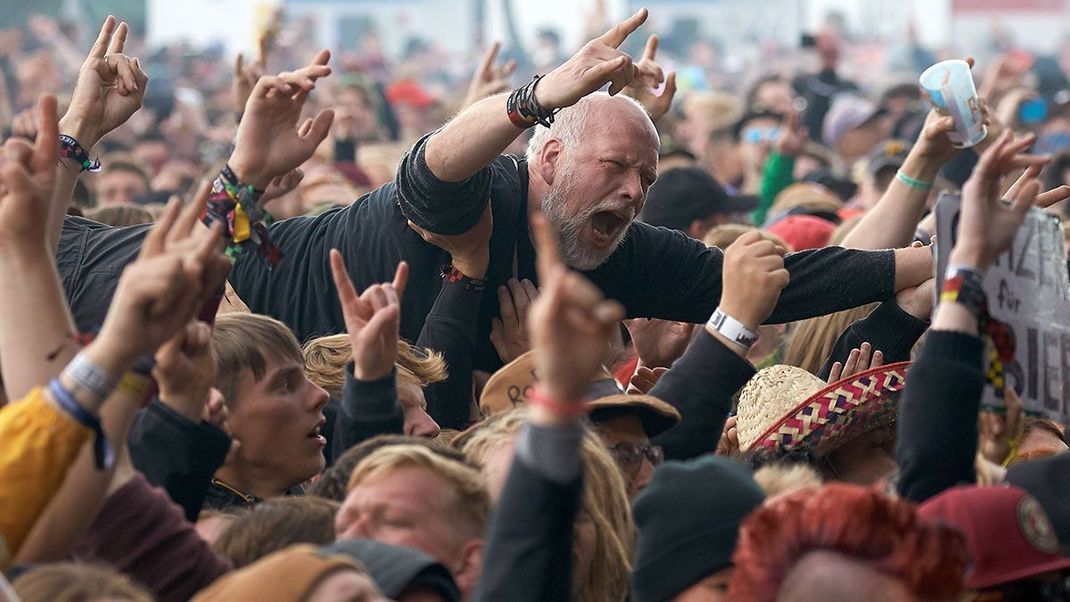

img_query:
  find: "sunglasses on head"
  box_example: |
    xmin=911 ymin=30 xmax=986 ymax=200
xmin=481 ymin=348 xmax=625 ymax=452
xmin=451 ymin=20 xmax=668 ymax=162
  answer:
xmin=609 ymin=442 xmax=663 ymax=476
xmin=742 ymin=126 xmax=780 ymax=143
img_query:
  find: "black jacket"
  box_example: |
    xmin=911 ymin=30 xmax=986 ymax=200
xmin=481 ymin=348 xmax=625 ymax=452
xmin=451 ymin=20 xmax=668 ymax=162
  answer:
xmin=650 ymin=331 xmax=755 ymax=461
xmin=818 ymin=300 xmax=930 ymax=381
xmin=128 ymin=401 xmax=232 ymax=522
xmin=476 ymin=445 xmax=583 ymax=602
xmin=895 ymin=330 xmax=985 ymax=503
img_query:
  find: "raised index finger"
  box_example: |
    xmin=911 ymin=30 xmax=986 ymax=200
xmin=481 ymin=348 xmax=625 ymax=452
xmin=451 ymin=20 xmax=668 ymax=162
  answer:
xmin=598 ymin=7 xmax=648 ymax=49
xmin=480 ymin=41 xmax=502 ymax=76
xmin=391 ymin=261 xmax=409 ymax=299
xmin=531 ymin=212 xmax=562 ymax=283
xmin=31 ymin=94 xmax=58 ymax=173
xmin=642 ymin=34 xmax=658 ymax=62
xmin=89 ymin=15 xmax=116 ymax=59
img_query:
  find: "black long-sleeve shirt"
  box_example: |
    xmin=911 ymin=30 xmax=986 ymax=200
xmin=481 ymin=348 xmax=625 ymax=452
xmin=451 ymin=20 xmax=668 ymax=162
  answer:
xmin=57 ymin=137 xmax=897 ymax=373
xmin=128 ymin=401 xmax=232 ymax=522
xmin=895 ymin=330 xmax=985 ymax=503
xmin=650 ymin=332 xmax=756 ymax=461
xmin=818 ymin=301 xmax=930 ymax=381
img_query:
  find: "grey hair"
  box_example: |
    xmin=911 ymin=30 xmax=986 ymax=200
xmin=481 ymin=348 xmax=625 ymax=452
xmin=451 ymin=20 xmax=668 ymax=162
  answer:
xmin=524 ymin=92 xmax=650 ymax=165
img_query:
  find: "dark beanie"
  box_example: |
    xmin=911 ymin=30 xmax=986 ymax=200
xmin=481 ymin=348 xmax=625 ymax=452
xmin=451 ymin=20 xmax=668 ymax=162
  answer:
xmin=322 ymin=539 xmax=460 ymax=602
xmin=631 ymin=456 xmax=765 ymax=602
xmin=1006 ymin=455 xmax=1070 ymax=550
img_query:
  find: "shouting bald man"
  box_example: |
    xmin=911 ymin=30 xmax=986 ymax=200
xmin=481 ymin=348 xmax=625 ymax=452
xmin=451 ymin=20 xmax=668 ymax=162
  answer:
xmin=59 ymin=10 xmax=932 ymax=431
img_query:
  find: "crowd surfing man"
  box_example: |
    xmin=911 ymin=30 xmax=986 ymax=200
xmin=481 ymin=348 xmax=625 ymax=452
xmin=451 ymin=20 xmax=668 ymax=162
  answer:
xmin=58 ymin=11 xmax=934 ymax=391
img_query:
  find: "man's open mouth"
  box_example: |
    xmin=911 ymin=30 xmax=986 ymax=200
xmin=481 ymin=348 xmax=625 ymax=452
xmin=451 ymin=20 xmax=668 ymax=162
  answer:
xmin=591 ymin=209 xmax=630 ymax=246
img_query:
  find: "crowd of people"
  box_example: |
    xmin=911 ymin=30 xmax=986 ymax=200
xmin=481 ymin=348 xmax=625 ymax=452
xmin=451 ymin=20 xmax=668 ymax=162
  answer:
xmin=3 ymin=3 xmax=1070 ymax=601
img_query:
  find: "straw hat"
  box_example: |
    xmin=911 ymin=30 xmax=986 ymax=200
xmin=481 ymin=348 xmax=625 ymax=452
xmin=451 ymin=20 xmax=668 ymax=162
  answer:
xmin=588 ymin=394 xmax=682 ymax=438
xmin=768 ymin=182 xmax=844 ymax=219
xmin=479 ymin=350 xmax=622 ymax=417
xmin=736 ymin=362 xmax=909 ymax=457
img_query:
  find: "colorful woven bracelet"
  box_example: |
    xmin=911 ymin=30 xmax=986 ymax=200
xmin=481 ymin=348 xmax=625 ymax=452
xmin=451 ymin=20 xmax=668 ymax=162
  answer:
xmin=202 ymin=164 xmax=283 ymax=266
xmin=896 ymin=169 xmax=933 ymax=191
xmin=58 ymin=134 xmax=101 ymax=173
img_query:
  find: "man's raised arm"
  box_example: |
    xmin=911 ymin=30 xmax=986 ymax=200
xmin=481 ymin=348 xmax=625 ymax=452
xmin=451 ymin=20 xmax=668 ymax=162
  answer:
xmin=421 ymin=8 xmax=648 ymax=184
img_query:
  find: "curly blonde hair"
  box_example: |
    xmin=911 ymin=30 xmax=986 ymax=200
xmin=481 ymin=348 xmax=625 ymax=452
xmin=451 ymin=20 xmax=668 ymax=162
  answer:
xmin=303 ymin=334 xmax=447 ymax=398
xmin=458 ymin=409 xmax=635 ymax=602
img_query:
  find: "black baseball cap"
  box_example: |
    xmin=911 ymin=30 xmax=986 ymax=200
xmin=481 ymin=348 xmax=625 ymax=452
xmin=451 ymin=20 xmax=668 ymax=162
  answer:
xmin=640 ymin=167 xmax=758 ymax=231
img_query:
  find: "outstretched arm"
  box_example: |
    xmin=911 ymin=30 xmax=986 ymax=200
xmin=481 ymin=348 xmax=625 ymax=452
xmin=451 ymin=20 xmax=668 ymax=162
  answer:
xmin=897 ymin=131 xmax=1042 ymax=503
xmin=423 ymin=9 xmax=647 ymax=184
xmin=48 ymin=16 xmax=148 ymax=252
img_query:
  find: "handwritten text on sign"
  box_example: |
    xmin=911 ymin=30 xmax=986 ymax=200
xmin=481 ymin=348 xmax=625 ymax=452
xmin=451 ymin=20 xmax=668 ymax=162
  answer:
xmin=935 ymin=194 xmax=1070 ymax=423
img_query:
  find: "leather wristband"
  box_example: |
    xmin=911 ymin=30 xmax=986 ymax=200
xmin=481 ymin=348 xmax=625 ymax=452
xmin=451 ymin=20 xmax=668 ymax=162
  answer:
xmin=707 ymin=307 xmax=759 ymax=350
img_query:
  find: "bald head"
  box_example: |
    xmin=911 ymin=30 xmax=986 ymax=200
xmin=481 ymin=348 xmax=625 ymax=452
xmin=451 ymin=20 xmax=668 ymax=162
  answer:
xmin=526 ymin=92 xmax=658 ymax=165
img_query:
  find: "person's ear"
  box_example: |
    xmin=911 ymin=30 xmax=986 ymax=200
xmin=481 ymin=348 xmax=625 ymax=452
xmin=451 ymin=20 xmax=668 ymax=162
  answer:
xmin=539 ymin=138 xmax=563 ymax=186
xmin=451 ymin=538 xmax=483 ymax=596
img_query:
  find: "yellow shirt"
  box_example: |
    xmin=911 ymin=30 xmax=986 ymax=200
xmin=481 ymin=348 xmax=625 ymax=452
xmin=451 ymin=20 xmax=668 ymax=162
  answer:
xmin=0 ymin=387 xmax=91 ymax=563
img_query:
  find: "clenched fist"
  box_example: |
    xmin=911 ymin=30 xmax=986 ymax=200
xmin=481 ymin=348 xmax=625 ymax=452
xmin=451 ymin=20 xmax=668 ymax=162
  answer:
xmin=716 ymin=231 xmax=790 ymax=331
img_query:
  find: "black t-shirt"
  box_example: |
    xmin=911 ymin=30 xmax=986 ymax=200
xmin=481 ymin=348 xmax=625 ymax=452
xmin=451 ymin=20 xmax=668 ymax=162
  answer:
xmin=57 ymin=134 xmax=897 ymax=371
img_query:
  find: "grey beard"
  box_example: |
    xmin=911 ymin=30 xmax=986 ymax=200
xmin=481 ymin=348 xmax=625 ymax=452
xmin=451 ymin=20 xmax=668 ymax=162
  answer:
xmin=540 ymin=180 xmax=624 ymax=272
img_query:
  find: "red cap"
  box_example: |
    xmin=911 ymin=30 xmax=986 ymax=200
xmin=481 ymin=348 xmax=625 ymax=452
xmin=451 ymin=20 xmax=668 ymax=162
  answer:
xmin=386 ymin=79 xmax=437 ymax=108
xmin=918 ymin=485 xmax=1070 ymax=590
xmin=764 ymin=215 xmax=835 ymax=252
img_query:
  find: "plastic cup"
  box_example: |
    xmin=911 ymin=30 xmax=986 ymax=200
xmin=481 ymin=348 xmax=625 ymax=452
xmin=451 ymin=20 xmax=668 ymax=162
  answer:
xmin=919 ymin=59 xmax=988 ymax=148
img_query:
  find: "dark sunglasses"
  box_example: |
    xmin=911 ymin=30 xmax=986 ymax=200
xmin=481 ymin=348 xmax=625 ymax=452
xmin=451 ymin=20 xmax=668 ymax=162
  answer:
xmin=610 ymin=442 xmax=663 ymax=476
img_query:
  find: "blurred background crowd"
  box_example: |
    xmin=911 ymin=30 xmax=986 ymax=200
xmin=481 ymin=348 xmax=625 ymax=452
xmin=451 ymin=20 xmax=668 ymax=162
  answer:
xmin=5 ymin=0 xmax=1070 ymax=227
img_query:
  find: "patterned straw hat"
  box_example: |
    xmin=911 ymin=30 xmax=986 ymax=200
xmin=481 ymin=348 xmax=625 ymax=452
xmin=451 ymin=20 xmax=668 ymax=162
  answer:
xmin=736 ymin=362 xmax=909 ymax=457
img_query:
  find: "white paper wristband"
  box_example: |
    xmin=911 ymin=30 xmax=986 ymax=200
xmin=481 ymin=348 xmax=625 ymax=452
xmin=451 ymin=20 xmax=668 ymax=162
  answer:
xmin=707 ymin=307 xmax=759 ymax=350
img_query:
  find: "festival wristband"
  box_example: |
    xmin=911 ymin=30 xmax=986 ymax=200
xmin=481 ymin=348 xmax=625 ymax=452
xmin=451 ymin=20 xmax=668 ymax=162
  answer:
xmin=202 ymin=163 xmax=283 ymax=266
xmin=707 ymin=307 xmax=759 ymax=350
xmin=441 ymin=265 xmax=486 ymax=292
xmin=529 ymin=386 xmax=589 ymax=419
xmin=58 ymin=134 xmax=101 ymax=173
xmin=49 ymin=379 xmax=115 ymax=470
xmin=940 ymin=265 xmax=987 ymax=319
xmin=896 ymin=169 xmax=933 ymax=191
xmin=66 ymin=352 xmax=116 ymax=402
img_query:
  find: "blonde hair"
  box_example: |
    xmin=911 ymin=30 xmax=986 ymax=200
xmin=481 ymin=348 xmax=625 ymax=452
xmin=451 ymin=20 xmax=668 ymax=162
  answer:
xmin=303 ymin=334 xmax=447 ymax=398
xmin=13 ymin=563 xmax=153 ymax=602
xmin=781 ymin=304 xmax=878 ymax=375
xmin=753 ymin=463 xmax=824 ymax=499
xmin=703 ymin=224 xmax=789 ymax=253
xmin=347 ymin=444 xmax=489 ymax=542
xmin=459 ymin=409 xmax=635 ymax=602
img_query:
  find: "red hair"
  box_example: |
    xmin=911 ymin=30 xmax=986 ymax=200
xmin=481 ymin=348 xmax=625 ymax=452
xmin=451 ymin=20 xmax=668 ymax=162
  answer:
xmin=730 ymin=484 xmax=967 ymax=601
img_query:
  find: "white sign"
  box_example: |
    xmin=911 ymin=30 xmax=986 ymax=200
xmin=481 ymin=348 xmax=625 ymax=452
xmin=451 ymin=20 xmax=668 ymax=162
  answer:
xmin=935 ymin=194 xmax=1070 ymax=422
